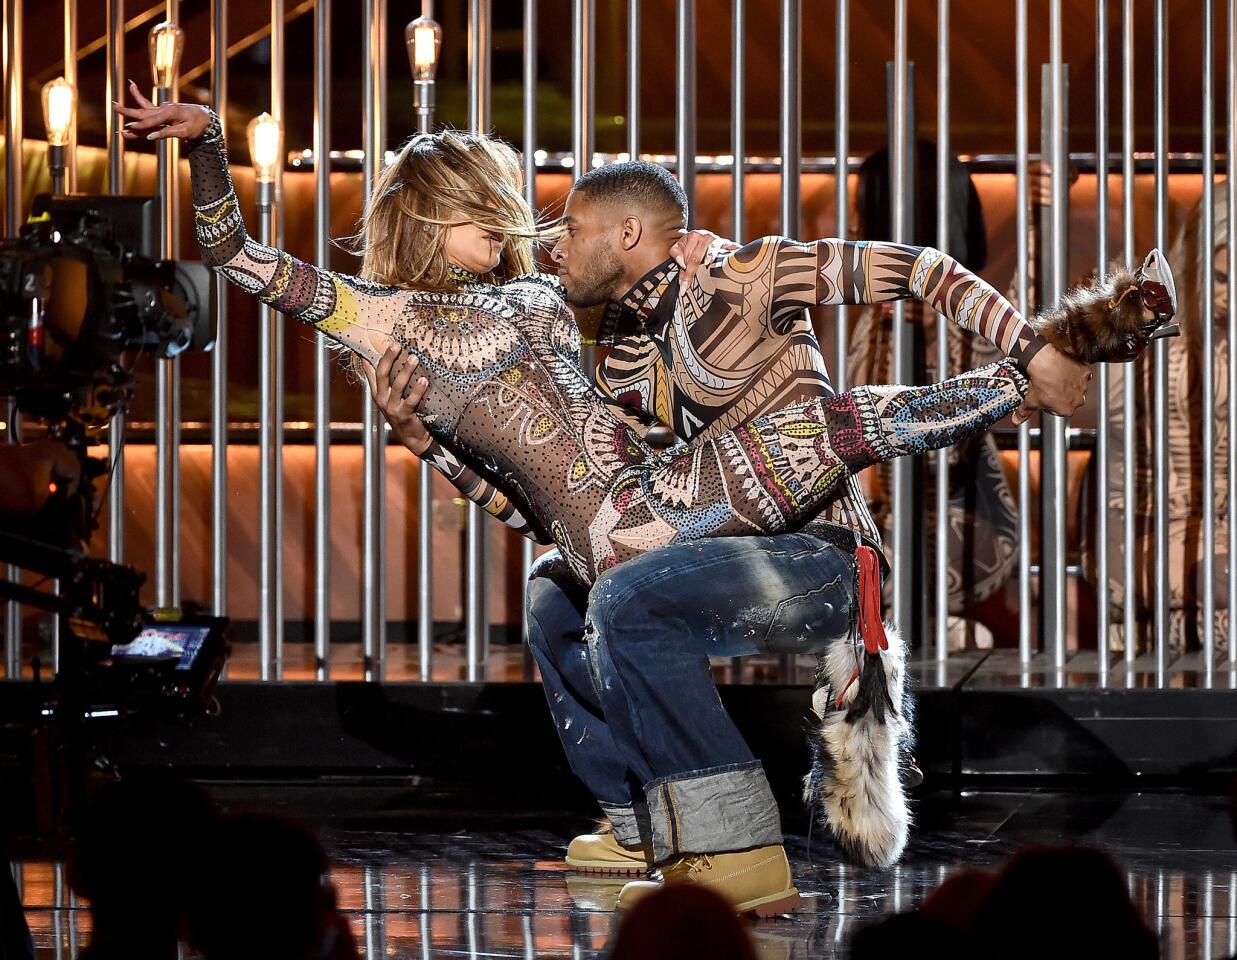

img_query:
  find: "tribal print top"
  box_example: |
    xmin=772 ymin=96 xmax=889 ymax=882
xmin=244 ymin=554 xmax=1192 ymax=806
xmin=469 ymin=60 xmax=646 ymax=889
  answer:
xmin=594 ymin=240 xmax=1047 ymax=548
xmin=186 ymin=116 xmax=1030 ymax=584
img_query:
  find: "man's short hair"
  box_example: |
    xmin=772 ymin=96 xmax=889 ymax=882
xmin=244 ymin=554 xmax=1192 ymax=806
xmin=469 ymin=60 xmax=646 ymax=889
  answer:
xmin=571 ymin=160 xmax=688 ymax=227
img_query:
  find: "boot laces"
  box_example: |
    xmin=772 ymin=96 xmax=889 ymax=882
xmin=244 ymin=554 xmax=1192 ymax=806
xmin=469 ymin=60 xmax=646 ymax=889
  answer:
xmin=660 ymin=853 xmax=714 ymax=880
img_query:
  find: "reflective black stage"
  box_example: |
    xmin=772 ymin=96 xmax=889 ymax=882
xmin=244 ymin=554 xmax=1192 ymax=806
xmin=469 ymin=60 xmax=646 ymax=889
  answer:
xmin=14 ymin=787 xmax=1237 ymax=959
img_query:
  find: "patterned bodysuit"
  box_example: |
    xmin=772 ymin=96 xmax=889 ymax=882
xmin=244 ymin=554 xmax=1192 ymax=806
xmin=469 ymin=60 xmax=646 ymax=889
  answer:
xmin=593 ymin=244 xmax=1045 ymax=551
xmin=186 ymin=121 xmax=1031 ymax=586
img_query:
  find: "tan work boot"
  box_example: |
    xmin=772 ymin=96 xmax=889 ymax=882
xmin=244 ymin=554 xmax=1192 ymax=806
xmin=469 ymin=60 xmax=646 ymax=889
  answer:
xmin=617 ymin=844 xmax=800 ymax=918
xmin=565 ymin=831 xmax=651 ymax=875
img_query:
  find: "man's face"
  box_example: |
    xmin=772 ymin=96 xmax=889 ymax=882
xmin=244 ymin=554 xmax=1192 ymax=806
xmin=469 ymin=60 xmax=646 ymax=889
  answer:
xmin=552 ymin=192 xmax=626 ymax=307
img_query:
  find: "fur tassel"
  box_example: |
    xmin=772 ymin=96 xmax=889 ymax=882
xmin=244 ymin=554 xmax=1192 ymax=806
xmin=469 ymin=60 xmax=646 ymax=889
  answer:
xmin=804 ymin=624 xmax=912 ymax=869
xmin=1031 ymin=263 xmax=1144 ymax=364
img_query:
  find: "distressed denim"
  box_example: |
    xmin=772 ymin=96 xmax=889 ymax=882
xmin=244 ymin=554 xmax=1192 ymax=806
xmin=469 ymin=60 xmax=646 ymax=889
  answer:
xmin=525 ymin=534 xmax=855 ymax=861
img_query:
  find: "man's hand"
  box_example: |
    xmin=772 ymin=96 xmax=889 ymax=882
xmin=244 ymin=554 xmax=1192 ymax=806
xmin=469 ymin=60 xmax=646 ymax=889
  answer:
xmin=362 ymin=345 xmax=434 ymax=455
xmin=669 ymin=229 xmax=740 ymax=286
xmin=1013 ymin=343 xmax=1093 ymax=423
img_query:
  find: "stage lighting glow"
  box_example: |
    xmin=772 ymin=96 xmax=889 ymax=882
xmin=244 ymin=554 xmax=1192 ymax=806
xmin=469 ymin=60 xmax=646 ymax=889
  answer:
xmin=41 ymin=78 xmax=76 ymax=147
xmin=406 ymin=16 xmax=443 ymax=82
xmin=148 ymin=21 xmax=185 ymax=89
xmin=247 ymin=113 xmax=283 ymax=184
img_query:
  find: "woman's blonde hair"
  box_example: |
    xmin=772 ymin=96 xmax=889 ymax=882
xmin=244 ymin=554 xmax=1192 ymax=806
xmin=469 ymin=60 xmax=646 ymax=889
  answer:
xmin=1170 ymin=182 xmax=1230 ymax=350
xmin=354 ymin=129 xmax=542 ymax=290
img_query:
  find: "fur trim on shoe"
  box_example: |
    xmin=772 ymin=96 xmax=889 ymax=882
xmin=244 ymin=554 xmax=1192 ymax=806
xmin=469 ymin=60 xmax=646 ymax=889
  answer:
xmin=804 ymin=624 xmax=912 ymax=869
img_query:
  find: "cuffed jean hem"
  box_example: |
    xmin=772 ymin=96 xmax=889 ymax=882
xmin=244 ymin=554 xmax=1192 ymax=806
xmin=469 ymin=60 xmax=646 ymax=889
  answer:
xmin=599 ymin=800 xmax=651 ymax=847
xmin=644 ymin=761 xmax=783 ymax=863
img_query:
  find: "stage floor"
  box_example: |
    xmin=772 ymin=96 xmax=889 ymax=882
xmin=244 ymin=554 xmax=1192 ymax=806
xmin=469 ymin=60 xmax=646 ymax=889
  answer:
xmin=12 ymin=787 xmax=1237 ymax=959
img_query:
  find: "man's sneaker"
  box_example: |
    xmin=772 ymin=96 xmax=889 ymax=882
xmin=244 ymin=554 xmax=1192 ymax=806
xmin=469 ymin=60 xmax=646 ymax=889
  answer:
xmin=565 ymin=831 xmax=651 ymax=875
xmin=616 ymin=844 xmax=800 ymax=918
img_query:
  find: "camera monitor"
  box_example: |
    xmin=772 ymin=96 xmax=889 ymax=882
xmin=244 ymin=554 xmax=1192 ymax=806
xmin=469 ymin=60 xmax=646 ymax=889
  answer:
xmin=31 ymin=194 xmax=160 ymax=258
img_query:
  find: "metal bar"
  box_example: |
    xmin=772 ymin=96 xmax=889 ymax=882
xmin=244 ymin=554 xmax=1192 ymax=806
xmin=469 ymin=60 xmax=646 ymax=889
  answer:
xmin=63 ymin=0 xmax=77 ymax=193
xmin=520 ymin=0 xmax=538 ymax=674
xmin=1015 ymin=0 xmax=1032 ymax=667
xmin=106 ymin=0 xmax=125 ymax=567
xmin=419 ymin=864 xmax=432 ymax=960
xmin=2 ymin=0 xmax=20 ymax=234
xmin=1152 ymin=0 xmax=1169 ymax=686
xmin=572 ymin=0 xmax=594 ymax=175
xmin=362 ymin=0 xmax=388 ymax=682
xmin=466 ymin=0 xmax=492 ymax=682
xmin=53 ymin=863 xmax=64 ymax=960
xmin=258 ymin=180 xmax=276 ymax=680
xmin=272 ymin=0 xmax=286 ymax=680
xmin=676 ymin=0 xmax=696 ymax=221
xmin=572 ymin=0 xmax=595 ymax=380
xmin=314 ymin=0 xmax=332 ymax=681
xmin=1122 ymin=0 xmax=1137 ymax=673
xmin=154 ymin=76 xmax=178 ymax=611
xmin=731 ymin=0 xmax=744 ymax=241
xmin=890 ymin=0 xmax=914 ymax=635
xmin=833 ymin=0 xmax=848 ymax=391
xmin=779 ymin=0 xmax=800 ymax=236
xmin=1095 ymin=0 xmax=1110 ymax=685
xmin=210 ymin=0 xmax=228 ymax=623
xmin=4 ymin=0 xmax=23 ymax=665
xmin=1045 ymin=0 xmax=1068 ymax=673
xmin=627 ymin=0 xmax=639 ymax=158
xmin=417 ymin=42 xmax=434 ymax=680
xmin=363 ymin=866 xmax=385 ymax=960
xmin=1202 ymin=0 xmax=1216 ymax=683
xmin=1229 ymin=0 xmax=1237 ymax=668
xmin=934 ymin=0 xmax=949 ymax=662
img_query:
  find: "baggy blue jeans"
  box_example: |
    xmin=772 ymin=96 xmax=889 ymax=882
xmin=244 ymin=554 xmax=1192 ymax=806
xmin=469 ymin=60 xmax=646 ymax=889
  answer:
xmin=525 ymin=533 xmax=856 ymax=863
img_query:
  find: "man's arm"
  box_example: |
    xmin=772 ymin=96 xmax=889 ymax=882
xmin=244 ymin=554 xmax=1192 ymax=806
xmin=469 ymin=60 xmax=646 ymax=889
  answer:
xmin=364 ymin=346 xmax=550 ymax=543
xmin=699 ymin=236 xmax=1090 ymax=417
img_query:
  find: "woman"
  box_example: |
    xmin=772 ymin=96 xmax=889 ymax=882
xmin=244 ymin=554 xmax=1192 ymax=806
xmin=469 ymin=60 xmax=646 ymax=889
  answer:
xmin=114 ymin=89 xmax=1167 ymax=588
xmin=1103 ymin=187 xmax=1230 ymax=657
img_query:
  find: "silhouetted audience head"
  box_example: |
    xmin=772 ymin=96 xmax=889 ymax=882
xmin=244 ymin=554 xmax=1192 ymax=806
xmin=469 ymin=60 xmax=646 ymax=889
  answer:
xmin=851 ymin=846 xmax=1157 ymax=960
xmin=187 ymin=813 xmax=357 ymax=960
xmin=973 ymin=846 xmax=1157 ymax=960
xmin=919 ymin=866 xmax=998 ymax=930
xmin=849 ymin=910 xmax=981 ymax=960
xmin=609 ymin=884 xmax=758 ymax=960
xmin=69 ymin=774 xmax=219 ymax=960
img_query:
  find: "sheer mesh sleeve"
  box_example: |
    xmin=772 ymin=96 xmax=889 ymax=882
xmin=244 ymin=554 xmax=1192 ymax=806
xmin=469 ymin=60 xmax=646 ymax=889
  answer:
xmin=186 ymin=112 xmax=403 ymax=367
xmin=586 ymin=359 xmax=1031 ymax=576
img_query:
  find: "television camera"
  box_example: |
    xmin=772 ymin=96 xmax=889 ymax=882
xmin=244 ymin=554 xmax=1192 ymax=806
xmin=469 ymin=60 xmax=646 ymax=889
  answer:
xmin=0 ymin=195 xmax=230 ymax=820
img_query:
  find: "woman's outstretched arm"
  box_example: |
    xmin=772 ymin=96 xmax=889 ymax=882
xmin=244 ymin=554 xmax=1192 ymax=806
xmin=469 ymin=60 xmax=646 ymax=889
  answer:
xmin=116 ymin=90 xmax=401 ymax=364
xmin=116 ymin=91 xmax=546 ymax=540
xmin=627 ymin=360 xmax=1030 ymax=548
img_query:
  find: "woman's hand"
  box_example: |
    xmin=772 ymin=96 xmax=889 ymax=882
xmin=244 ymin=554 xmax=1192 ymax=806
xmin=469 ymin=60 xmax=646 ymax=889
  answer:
xmin=362 ymin=345 xmax=435 ymax=456
xmin=113 ymin=79 xmax=212 ymax=141
xmin=670 ymin=229 xmax=740 ymax=286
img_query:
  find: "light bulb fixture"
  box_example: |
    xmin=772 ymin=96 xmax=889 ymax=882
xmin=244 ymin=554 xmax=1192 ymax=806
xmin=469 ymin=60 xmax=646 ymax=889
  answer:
xmin=406 ymin=15 xmax=443 ymax=133
xmin=41 ymin=77 xmax=76 ymax=147
xmin=148 ymin=20 xmax=185 ymax=90
xmin=405 ymin=16 xmax=443 ymax=82
xmin=42 ymin=76 xmax=77 ymax=193
xmin=247 ymin=112 xmax=284 ymax=185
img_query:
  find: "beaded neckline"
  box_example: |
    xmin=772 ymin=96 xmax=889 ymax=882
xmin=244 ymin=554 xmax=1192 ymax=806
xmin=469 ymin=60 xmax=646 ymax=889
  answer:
xmin=448 ymin=265 xmax=484 ymax=287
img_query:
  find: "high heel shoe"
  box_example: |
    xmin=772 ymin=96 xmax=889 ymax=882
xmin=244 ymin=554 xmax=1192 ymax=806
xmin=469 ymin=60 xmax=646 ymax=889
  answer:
xmin=1032 ymin=248 xmax=1179 ymax=364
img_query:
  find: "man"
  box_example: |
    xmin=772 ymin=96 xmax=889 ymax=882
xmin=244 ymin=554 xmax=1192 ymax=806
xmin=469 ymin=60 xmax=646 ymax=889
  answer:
xmin=369 ymin=162 xmax=1088 ymax=916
